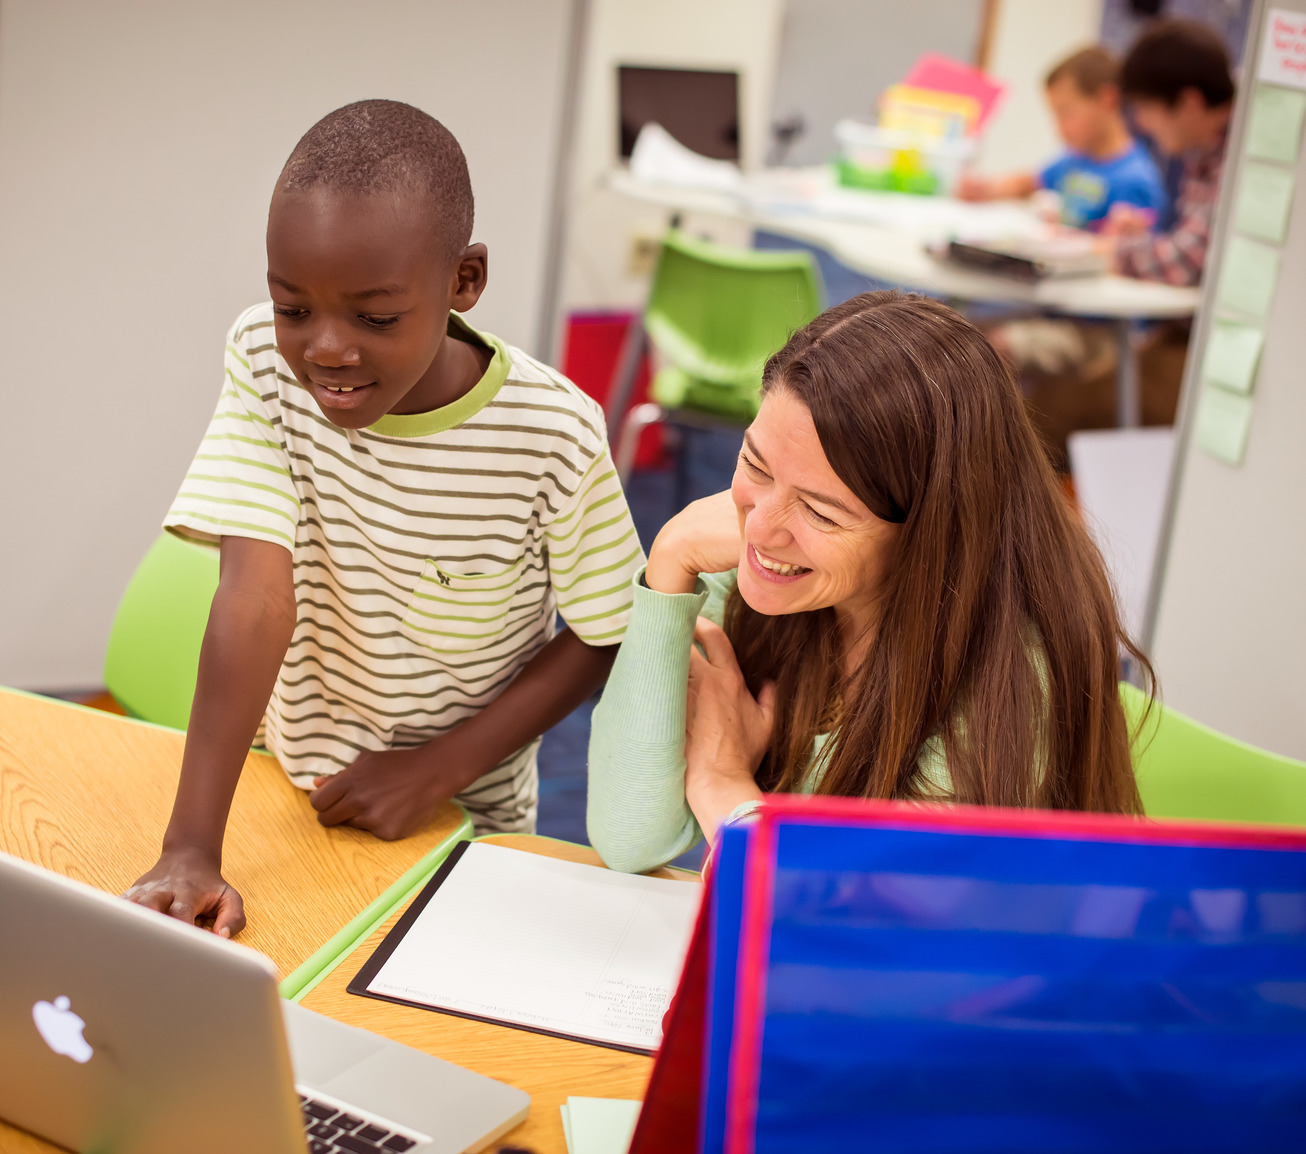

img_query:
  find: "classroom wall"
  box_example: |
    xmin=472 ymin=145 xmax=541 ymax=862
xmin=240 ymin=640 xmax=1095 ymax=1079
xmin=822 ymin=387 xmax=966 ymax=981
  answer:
xmin=974 ymin=0 xmax=1105 ymax=175
xmin=768 ymin=0 xmax=987 ymax=169
xmin=0 ymin=0 xmax=575 ymax=689
xmin=559 ymin=0 xmax=786 ymax=313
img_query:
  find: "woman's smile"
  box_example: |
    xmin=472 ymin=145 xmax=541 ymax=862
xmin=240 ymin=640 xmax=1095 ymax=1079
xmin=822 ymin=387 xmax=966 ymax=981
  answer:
xmin=746 ymin=543 xmax=812 ymax=582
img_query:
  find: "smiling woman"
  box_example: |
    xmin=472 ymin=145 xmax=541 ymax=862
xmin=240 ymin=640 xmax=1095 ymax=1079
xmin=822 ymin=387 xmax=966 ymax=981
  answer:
xmin=587 ymin=291 xmax=1152 ymax=874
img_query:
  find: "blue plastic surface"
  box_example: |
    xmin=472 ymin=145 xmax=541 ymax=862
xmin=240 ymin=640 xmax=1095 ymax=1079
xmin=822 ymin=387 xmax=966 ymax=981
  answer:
xmin=711 ymin=817 xmax=1306 ymax=1153
xmin=702 ymin=823 xmax=751 ymax=1154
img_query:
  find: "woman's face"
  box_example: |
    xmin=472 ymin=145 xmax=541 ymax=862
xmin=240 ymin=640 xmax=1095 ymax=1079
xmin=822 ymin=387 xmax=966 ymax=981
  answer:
xmin=731 ymin=387 xmax=902 ymax=632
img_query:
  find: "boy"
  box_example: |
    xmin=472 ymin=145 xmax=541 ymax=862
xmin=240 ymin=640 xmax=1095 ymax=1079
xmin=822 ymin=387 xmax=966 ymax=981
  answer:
xmin=958 ymin=46 xmax=1166 ymax=230
xmin=1101 ymin=19 xmax=1235 ymax=286
xmin=126 ymin=101 xmax=643 ymax=937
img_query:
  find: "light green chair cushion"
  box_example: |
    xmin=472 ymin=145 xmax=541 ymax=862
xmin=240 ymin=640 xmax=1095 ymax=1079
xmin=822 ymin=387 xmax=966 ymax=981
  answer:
xmin=1124 ymin=681 xmax=1306 ymax=827
xmin=104 ymin=532 xmax=219 ymax=731
xmin=643 ymin=231 xmax=822 ymax=421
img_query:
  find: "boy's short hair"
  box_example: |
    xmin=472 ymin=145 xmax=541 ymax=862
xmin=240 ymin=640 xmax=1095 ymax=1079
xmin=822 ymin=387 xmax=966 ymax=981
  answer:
xmin=279 ymin=99 xmax=474 ymax=261
xmin=1045 ymin=46 xmax=1119 ymax=96
xmin=1120 ymin=19 xmax=1235 ymax=109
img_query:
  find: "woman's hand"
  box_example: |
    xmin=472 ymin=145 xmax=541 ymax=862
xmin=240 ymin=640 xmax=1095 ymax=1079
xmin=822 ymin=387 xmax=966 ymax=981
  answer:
xmin=683 ymin=617 xmax=775 ymax=840
xmin=645 ymin=490 xmax=742 ymax=595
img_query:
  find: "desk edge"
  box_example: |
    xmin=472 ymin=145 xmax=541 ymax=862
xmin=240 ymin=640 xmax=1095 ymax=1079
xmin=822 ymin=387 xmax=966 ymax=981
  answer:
xmin=279 ymin=808 xmax=474 ymax=1001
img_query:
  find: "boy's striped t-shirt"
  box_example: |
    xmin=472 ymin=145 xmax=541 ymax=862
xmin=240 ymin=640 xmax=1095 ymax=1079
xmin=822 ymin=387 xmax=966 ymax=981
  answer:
xmin=165 ymin=302 xmax=644 ymax=832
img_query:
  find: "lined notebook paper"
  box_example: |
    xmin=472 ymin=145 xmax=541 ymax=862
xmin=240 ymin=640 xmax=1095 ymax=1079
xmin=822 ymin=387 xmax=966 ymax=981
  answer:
xmin=348 ymin=841 xmax=702 ymax=1053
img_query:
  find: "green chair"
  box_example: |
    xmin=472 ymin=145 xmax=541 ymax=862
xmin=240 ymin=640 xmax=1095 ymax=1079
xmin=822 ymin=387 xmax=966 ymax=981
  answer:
xmin=1123 ymin=681 xmax=1306 ymax=827
xmin=104 ymin=532 xmax=220 ymax=730
xmin=610 ymin=231 xmax=823 ymax=484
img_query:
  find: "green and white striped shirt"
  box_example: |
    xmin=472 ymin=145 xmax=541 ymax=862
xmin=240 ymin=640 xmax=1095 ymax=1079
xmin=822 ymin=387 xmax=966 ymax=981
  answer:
xmin=166 ymin=302 xmax=643 ymax=832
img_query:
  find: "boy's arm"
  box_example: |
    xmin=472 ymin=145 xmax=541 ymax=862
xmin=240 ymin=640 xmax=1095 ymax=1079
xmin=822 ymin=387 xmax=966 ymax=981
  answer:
xmin=955 ymin=171 xmax=1039 ymax=202
xmin=313 ymin=433 xmax=641 ymax=842
xmin=125 ymin=535 xmax=295 ymax=935
xmin=308 ymin=630 xmax=616 ymax=840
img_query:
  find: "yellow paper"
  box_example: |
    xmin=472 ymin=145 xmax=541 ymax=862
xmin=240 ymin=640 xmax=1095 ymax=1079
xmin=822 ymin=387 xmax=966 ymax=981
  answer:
xmin=1245 ymin=84 xmax=1306 ymax=164
xmin=1195 ymin=385 xmax=1255 ymax=466
xmin=1202 ymin=321 xmax=1266 ymax=395
xmin=1234 ymin=161 xmax=1297 ymax=244
xmin=1217 ymin=236 xmax=1281 ymax=318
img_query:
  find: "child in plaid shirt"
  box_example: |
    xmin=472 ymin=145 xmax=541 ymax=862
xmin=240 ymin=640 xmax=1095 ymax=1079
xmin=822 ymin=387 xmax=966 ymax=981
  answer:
xmin=1103 ymin=19 xmax=1234 ymax=286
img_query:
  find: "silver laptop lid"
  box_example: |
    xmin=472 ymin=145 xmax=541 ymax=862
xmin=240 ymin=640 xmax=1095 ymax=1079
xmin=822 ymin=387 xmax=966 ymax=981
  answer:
xmin=0 ymin=851 xmax=305 ymax=1154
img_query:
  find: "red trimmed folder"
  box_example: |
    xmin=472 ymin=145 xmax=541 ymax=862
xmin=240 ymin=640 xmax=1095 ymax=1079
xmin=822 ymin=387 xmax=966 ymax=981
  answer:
xmin=632 ymin=796 xmax=1306 ymax=1154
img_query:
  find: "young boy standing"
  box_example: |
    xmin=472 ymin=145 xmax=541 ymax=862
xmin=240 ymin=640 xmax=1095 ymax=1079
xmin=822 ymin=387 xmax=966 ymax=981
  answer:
xmin=958 ymin=46 xmax=1166 ymax=230
xmin=127 ymin=101 xmax=643 ymax=936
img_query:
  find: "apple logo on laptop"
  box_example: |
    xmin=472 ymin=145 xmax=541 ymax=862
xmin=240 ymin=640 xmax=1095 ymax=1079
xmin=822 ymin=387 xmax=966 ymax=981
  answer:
xmin=32 ymin=996 xmax=93 ymax=1064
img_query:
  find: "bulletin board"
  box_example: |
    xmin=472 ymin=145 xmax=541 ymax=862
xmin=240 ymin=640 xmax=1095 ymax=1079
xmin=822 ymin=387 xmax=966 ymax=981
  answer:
xmin=1147 ymin=0 xmax=1306 ymax=759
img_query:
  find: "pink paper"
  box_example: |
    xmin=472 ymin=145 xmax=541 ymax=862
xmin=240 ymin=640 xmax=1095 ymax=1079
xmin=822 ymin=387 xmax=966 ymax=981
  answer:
xmin=903 ymin=53 xmax=1006 ymax=132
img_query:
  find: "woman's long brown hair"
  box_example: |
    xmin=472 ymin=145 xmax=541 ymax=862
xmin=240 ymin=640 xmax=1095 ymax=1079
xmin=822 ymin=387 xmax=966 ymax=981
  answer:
xmin=726 ymin=291 xmax=1149 ymax=814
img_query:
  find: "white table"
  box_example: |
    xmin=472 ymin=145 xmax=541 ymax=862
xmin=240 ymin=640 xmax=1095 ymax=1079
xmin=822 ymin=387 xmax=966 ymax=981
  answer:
xmin=606 ymin=168 xmax=1201 ymax=431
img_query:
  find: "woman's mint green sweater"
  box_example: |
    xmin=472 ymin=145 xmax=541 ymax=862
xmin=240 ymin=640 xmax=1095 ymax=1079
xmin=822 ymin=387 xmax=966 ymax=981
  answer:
xmin=587 ymin=568 xmax=953 ymax=873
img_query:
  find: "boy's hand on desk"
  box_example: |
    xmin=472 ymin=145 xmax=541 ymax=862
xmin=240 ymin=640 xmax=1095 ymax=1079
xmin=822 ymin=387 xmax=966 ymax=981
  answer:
xmin=123 ymin=847 xmax=246 ymax=938
xmin=310 ymin=739 xmax=478 ymax=841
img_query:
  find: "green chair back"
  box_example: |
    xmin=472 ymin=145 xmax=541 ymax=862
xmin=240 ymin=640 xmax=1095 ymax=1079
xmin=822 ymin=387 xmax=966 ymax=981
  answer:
xmin=643 ymin=231 xmax=822 ymax=419
xmin=1123 ymin=681 xmax=1306 ymax=827
xmin=104 ymin=532 xmax=219 ymax=730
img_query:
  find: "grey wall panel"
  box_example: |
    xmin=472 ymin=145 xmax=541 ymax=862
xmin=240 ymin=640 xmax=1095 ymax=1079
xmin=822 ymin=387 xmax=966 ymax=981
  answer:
xmin=0 ymin=0 xmax=574 ymax=687
xmin=1150 ymin=0 xmax=1306 ymax=759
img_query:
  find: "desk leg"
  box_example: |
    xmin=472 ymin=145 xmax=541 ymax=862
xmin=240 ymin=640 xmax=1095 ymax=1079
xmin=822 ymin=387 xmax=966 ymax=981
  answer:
xmin=605 ymin=319 xmax=648 ymax=442
xmin=1115 ymin=318 xmax=1141 ymax=428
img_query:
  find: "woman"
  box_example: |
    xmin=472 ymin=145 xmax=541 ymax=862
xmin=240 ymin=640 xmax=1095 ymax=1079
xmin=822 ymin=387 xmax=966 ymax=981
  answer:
xmin=588 ymin=292 xmax=1149 ymax=874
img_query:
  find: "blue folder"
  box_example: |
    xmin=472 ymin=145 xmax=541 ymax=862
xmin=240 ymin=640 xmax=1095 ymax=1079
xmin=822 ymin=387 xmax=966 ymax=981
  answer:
xmin=699 ymin=797 xmax=1306 ymax=1154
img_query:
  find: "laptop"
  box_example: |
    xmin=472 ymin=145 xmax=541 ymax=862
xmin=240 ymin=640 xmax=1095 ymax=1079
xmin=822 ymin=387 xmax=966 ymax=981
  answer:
xmin=0 ymin=851 xmax=529 ymax=1154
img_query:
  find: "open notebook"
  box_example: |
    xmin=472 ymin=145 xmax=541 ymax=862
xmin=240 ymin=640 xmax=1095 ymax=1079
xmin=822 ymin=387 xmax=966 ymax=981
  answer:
xmin=349 ymin=841 xmax=702 ymax=1053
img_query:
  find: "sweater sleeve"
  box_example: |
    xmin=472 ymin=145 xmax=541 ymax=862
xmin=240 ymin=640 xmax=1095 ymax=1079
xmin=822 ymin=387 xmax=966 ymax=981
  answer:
xmin=586 ymin=567 xmax=734 ymax=873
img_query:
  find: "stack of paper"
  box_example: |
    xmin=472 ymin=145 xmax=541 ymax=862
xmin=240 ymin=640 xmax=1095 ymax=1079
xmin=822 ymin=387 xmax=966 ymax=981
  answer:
xmin=628 ymin=122 xmax=741 ymax=193
xmin=560 ymin=1097 xmax=642 ymax=1154
xmin=351 ymin=842 xmax=702 ymax=1052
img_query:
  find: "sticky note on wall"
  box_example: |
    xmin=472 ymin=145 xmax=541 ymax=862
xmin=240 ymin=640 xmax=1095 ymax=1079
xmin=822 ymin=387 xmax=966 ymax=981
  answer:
xmin=1202 ymin=321 xmax=1266 ymax=395
xmin=1245 ymin=84 xmax=1306 ymax=164
xmin=1234 ymin=161 xmax=1297 ymax=244
xmin=1258 ymin=9 xmax=1306 ymax=91
xmin=1195 ymin=385 xmax=1256 ymax=466
xmin=1217 ymin=235 xmax=1282 ymax=317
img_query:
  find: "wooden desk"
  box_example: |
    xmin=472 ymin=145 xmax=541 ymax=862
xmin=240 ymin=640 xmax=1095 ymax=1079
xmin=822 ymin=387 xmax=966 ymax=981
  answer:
xmin=0 ymin=689 xmax=468 ymax=977
xmin=301 ymin=834 xmax=702 ymax=1154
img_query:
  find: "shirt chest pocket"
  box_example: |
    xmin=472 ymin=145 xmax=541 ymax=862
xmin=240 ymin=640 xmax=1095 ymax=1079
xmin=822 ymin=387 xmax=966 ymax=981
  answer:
xmin=400 ymin=558 xmax=524 ymax=664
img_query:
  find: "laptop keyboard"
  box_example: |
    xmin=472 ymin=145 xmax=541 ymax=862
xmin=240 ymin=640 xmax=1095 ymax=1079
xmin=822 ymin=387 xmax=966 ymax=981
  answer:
xmin=299 ymin=1091 xmax=423 ymax=1153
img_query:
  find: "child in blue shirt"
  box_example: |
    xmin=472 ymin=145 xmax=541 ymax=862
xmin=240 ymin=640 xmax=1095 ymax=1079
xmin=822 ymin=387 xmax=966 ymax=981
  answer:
xmin=958 ymin=45 xmax=1165 ymax=230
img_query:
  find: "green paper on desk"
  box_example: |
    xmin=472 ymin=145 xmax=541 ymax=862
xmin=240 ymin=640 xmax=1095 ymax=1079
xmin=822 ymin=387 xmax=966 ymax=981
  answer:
xmin=1234 ymin=161 xmax=1296 ymax=244
xmin=1195 ymin=385 xmax=1255 ymax=466
xmin=1245 ymin=84 xmax=1306 ymax=165
xmin=1217 ymin=236 xmax=1281 ymax=318
xmin=561 ymin=1101 xmax=575 ymax=1152
xmin=560 ymin=1097 xmax=641 ymax=1154
xmin=1202 ymin=320 xmax=1266 ymax=394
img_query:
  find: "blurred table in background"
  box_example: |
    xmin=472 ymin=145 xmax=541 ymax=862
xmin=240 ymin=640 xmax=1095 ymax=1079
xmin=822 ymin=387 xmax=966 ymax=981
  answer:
xmin=608 ymin=166 xmax=1201 ymax=427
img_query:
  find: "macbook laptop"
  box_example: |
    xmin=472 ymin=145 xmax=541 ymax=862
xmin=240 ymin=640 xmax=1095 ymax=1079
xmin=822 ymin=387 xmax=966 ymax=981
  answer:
xmin=0 ymin=851 xmax=529 ymax=1154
